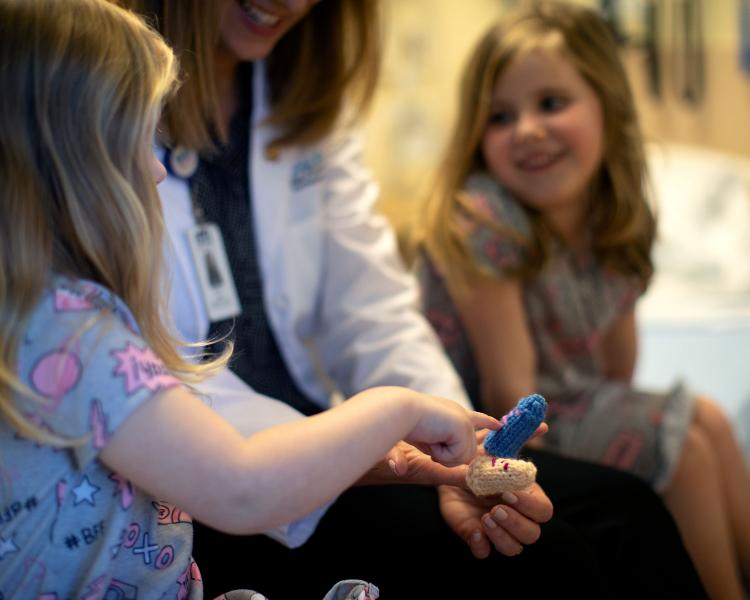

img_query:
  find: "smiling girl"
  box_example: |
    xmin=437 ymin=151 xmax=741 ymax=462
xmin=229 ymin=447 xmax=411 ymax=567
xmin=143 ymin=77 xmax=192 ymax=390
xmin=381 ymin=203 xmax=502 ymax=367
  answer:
xmin=420 ymin=2 xmax=750 ymax=598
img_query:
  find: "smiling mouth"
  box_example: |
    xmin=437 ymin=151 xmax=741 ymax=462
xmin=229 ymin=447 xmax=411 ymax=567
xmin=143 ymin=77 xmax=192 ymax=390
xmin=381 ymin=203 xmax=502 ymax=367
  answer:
xmin=517 ymin=151 xmax=563 ymax=171
xmin=238 ymin=1 xmax=281 ymax=27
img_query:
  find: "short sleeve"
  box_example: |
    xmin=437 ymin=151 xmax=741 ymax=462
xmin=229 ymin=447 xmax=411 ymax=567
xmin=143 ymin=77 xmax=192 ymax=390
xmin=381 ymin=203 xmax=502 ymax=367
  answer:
xmin=459 ymin=172 xmax=532 ymax=276
xmin=17 ymin=278 xmax=181 ymax=470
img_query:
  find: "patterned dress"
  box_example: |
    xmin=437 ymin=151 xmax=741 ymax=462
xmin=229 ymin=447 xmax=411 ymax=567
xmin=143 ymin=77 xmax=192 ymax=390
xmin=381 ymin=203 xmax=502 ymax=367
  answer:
xmin=418 ymin=172 xmax=694 ymax=490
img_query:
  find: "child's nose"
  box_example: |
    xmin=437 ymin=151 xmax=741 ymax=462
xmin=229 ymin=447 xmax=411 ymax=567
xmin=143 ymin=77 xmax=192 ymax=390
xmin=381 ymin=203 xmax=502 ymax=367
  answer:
xmin=515 ymin=111 xmax=545 ymax=141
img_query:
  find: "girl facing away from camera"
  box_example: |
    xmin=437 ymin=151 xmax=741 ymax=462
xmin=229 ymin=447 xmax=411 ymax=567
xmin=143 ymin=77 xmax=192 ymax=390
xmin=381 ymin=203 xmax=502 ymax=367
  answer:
xmin=0 ymin=0 xmax=500 ymax=595
xmin=419 ymin=2 xmax=750 ymax=598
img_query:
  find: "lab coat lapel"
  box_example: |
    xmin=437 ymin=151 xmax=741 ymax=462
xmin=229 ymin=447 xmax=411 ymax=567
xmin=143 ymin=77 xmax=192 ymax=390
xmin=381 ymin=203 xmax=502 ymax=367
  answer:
xmin=249 ymin=62 xmax=323 ymax=340
xmin=251 ymin=61 xmax=289 ymax=284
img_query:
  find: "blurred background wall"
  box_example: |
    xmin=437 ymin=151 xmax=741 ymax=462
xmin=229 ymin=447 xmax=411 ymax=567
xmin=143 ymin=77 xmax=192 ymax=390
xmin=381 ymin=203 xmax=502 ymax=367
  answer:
xmin=623 ymin=0 xmax=750 ymax=155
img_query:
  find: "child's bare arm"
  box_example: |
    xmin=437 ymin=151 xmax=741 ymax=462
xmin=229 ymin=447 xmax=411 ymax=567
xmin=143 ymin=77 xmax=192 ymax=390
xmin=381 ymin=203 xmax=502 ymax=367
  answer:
xmin=449 ymin=274 xmax=537 ymax=417
xmin=99 ymin=384 xmax=497 ymax=535
xmin=600 ymin=309 xmax=637 ymax=382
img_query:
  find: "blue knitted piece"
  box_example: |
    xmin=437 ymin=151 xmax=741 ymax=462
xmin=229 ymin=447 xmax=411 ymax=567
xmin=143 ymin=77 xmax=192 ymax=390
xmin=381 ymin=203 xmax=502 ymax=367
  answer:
xmin=484 ymin=394 xmax=547 ymax=458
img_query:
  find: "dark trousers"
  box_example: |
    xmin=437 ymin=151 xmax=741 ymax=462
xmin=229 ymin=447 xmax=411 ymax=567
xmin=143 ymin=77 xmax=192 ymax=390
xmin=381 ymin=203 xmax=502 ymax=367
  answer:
xmin=193 ymin=450 xmax=707 ymax=598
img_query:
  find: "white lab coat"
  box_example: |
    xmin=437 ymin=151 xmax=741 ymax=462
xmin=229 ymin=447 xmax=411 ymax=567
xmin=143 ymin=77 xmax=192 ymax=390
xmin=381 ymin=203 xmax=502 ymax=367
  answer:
xmin=158 ymin=63 xmax=470 ymax=546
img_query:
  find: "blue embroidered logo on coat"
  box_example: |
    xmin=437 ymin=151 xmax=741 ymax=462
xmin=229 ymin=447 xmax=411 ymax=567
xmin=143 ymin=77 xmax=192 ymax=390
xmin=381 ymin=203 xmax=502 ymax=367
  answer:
xmin=291 ymin=152 xmax=324 ymax=191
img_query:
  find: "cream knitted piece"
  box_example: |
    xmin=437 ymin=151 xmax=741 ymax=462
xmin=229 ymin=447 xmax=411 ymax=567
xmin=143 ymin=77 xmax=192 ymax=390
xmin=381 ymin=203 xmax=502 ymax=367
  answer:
xmin=466 ymin=394 xmax=546 ymax=496
xmin=466 ymin=456 xmax=537 ymax=496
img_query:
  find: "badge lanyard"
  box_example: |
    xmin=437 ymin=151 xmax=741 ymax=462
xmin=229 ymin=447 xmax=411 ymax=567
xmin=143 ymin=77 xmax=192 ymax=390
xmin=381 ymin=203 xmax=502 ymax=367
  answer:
xmin=166 ymin=146 xmax=242 ymax=323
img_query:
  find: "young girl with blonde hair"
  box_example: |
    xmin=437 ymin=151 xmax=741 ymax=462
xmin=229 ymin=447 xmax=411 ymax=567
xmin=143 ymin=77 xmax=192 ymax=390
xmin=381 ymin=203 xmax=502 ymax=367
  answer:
xmin=420 ymin=2 xmax=750 ymax=598
xmin=0 ymin=0 xmax=500 ymax=595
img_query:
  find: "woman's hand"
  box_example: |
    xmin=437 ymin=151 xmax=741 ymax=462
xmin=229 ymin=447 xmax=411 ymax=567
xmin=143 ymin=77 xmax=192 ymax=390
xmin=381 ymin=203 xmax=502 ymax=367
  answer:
xmin=438 ymin=483 xmax=553 ymax=558
xmin=358 ymin=440 xmax=471 ymax=487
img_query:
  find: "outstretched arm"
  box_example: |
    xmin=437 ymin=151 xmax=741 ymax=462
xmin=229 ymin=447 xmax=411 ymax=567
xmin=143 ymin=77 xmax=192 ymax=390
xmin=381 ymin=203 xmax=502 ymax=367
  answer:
xmin=100 ymin=384 xmax=498 ymax=535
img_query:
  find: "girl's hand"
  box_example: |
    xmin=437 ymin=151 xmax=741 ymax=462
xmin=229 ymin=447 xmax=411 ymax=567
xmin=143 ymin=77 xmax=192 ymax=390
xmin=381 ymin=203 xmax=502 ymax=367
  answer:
xmin=375 ymin=421 xmax=547 ymax=487
xmin=405 ymin=395 xmax=500 ymax=467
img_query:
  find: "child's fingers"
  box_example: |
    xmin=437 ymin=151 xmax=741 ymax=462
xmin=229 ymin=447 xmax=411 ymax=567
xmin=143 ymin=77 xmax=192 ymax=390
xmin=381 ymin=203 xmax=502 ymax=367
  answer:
xmin=531 ymin=422 xmax=549 ymax=439
xmin=426 ymin=441 xmax=472 ymax=467
xmin=468 ymin=410 xmax=501 ymax=431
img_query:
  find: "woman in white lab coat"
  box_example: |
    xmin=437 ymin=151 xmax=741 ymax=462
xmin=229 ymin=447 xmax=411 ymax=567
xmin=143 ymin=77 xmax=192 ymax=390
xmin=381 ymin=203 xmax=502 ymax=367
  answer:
xmin=121 ymin=0 xmax=707 ymax=597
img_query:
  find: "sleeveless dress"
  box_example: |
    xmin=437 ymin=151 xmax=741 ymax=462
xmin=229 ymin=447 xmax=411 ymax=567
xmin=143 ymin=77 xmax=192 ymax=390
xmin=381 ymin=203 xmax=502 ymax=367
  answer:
xmin=418 ymin=172 xmax=694 ymax=490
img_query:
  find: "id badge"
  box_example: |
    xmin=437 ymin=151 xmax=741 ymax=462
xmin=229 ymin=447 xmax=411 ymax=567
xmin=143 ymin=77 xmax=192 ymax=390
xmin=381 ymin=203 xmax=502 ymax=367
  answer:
xmin=185 ymin=223 xmax=242 ymax=322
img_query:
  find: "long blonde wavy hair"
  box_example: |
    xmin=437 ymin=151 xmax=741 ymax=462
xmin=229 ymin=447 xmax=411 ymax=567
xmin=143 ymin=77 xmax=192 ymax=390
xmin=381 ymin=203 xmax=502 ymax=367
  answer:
xmin=117 ymin=0 xmax=381 ymax=157
xmin=0 ymin=0 xmax=229 ymax=445
xmin=424 ymin=1 xmax=655 ymax=289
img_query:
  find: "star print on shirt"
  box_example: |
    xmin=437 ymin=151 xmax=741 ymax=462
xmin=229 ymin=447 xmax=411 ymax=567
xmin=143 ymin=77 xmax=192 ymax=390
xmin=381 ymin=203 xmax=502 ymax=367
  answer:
xmin=72 ymin=476 xmax=100 ymax=506
xmin=0 ymin=534 xmax=19 ymax=559
xmin=111 ymin=342 xmax=177 ymax=396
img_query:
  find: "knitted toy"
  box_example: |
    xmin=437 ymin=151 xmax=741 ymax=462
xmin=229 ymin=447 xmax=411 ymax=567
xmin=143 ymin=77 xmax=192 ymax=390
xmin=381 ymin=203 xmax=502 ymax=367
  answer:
xmin=466 ymin=394 xmax=547 ymax=497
